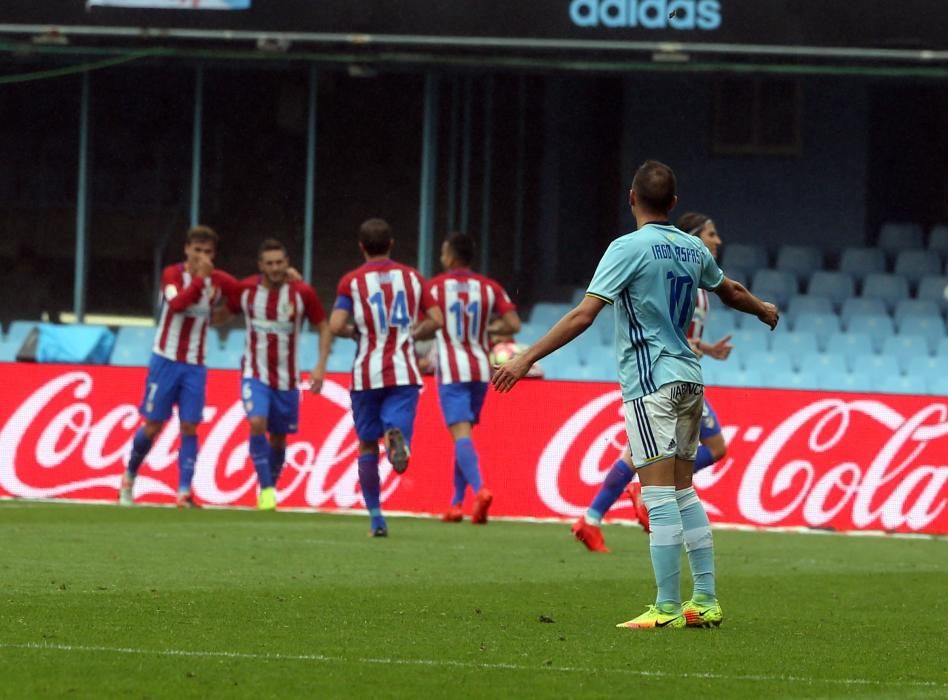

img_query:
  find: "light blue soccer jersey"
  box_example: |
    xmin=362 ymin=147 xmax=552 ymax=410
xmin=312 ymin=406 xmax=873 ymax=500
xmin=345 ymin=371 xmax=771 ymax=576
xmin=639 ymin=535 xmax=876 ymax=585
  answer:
xmin=586 ymin=222 xmax=725 ymax=401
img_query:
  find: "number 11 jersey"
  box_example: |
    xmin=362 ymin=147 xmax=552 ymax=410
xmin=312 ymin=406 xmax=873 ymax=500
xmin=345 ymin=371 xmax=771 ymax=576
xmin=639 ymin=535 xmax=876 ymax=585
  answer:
xmin=335 ymin=260 xmax=437 ymax=391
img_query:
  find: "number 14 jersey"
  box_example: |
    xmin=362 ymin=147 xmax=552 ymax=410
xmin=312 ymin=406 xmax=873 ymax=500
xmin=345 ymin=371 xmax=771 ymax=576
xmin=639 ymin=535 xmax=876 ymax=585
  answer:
xmin=335 ymin=260 xmax=437 ymax=391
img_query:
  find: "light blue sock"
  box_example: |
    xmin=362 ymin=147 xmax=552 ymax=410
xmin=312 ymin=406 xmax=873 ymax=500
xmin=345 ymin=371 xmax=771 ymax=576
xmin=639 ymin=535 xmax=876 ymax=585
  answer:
xmin=249 ymin=434 xmax=273 ymax=489
xmin=126 ymin=427 xmax=153 ymax=477
xmin=454 ymin=438 xmax=482 ymax=493
xmin=178 ymin=434 xmax=197 ymax=493
xmin=452 ymin=461 xmax=467 ymax=506
xmin=694 ymin=445 xmax=715 ymax=473
xmin=585 ymin=460 xmax=634 ymax=524
xmin=358 ymin=454 xmax=385 ymax=529
xmin=641 ymin=485 xmax=683 ymax=609
xmin=269 ymin=446 xmax=286 ymax=486
xmin=677 ymin=487 xmax=716 ymax=599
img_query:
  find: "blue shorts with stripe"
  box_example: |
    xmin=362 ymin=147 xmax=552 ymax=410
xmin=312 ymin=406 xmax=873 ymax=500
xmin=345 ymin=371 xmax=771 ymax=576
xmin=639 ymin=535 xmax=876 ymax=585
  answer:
xmin=437 ymin=381 xmax=489 ymax=427
xmin=242 ymin=378 xmax=300 ymax=435
xmin=139 ymin=353 xmax=207 ymax=424
xmin=350 ymin=385 xmax=420 ymax=445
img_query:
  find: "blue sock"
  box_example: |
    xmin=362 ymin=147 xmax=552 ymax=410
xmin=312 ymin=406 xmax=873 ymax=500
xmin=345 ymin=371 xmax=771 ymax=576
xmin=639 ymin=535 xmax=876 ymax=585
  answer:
xmin=269 ymin=446 xmax=286 ymax=486
xmin=641 ymin=485 xmax=683 ymax=609
xmin=452 ymin=461 xmax=467 ymax=506
xmin=178 ymin=434 xmax=197 ymax=493
xmin=358 ymin=454 xmax=385 ymax=528
xmin=126 ymin=428 xmax=153 ymax=477
xmin=677 ymin=487 xmax=716 ymax=599
xmin=454 ymin=438 xmax=482 ymax=493
xmin=694 ymin=445 xmax=715 ymax=473
xmin=249 ymin=434 xmax=273 ymax=489
xmin=585 ymin=460 xmax=634 ymax=524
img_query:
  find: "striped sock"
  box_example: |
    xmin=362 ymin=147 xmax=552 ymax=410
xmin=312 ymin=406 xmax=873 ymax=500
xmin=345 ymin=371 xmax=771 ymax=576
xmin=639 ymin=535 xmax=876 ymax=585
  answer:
xmin=641 ymin=485 xmax=683 ymax=608
xmin=676 ymin=486 xmax=716 ymax=599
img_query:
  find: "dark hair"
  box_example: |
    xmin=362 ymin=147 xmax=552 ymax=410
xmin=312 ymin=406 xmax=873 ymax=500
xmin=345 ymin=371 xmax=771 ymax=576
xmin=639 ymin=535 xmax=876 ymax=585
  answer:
xmin=185 ymin=225 xmax=219 ymax=247
xmin=676 ymin=212 xmax=711 ymax=236
xmin=631 ymin=160 xmax=677 ymax=213
xmin=444 ymin=232 xmax=475 ymax=266
xmin=359 ymin=218 xmax=393 ymax=256
xmin=257 ymin=238 xmax=287 ymax=258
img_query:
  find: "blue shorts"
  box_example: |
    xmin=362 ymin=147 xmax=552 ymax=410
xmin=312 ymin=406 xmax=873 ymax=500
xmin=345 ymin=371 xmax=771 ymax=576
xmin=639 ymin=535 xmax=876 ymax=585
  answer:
xmin=242 ymin=378 xmax=300 ymax=435
xmin=700 ymin=399 xmax=722 ymax=440
xmin=350 ymin=385 xmax=420 ymax=444
xmin=437 ymin=381 xmax=489 ymax=427
xmin=140 ymin=353 xmax=207 ymax=424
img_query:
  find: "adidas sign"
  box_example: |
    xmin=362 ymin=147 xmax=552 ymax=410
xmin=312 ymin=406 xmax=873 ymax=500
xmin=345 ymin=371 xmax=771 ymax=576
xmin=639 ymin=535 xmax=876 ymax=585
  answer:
xmin=569 ymin=0 xmax=722 ymax=30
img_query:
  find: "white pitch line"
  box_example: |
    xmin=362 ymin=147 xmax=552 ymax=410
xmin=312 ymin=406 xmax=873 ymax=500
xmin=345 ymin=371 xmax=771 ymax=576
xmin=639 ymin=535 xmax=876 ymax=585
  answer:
xmin=2 ymin=642 xmax=944 ymax=689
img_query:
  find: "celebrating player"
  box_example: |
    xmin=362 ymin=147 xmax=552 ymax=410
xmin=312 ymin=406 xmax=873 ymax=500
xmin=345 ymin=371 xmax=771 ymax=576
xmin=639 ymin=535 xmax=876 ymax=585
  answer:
xmin=571 ymin=211 xmax=734 ymax=552
xmin=427 ymin=232 xmax=521 ymax=524
xmin=330 ymin=218 xmax=443 ymax=537
xmin=119 ymin=225 xmax=238 ymax=508
xmin=229 ymin=239 xmax=331 ymax=511
xmin=493 ymin=161 xmax=778 ymax=629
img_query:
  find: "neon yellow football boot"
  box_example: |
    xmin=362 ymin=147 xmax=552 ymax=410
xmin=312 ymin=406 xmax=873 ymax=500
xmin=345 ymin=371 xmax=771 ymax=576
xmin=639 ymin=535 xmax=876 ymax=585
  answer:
xmin=682 ymin=595 xmax=724 ymax=628
xmin=257 ymin=486 xmax=277 ymax=511
xmin=616 ymin=604 xmax=685 ymax=629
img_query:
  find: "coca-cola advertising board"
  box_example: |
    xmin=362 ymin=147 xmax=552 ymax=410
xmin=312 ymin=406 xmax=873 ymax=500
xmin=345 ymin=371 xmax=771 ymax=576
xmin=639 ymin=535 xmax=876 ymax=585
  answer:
xmin=1 ymin=363 xmax=946 ymax=535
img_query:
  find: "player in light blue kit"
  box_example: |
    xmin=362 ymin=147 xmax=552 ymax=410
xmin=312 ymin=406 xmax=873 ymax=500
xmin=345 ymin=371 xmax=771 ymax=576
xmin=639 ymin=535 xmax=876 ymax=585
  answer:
xmin=493 ymin=161 xmax=779 ymax=629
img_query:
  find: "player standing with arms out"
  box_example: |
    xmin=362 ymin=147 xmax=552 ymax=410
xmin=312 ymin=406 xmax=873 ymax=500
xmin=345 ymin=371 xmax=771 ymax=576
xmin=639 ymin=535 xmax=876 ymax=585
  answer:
xmin=119 ymin=226 xmax=238 ymax=508
xmin=229 ymin=239 xmax=331 ymax=511
xmin=493 ymin=161 xmax=778 ymax=629
xmin=428 ymin=233 xmax=521 ymax=524
xmin=571 ymin=211 xmax=733 ymax=552
xmin=330 ymin=218 xmax=444 ymax=537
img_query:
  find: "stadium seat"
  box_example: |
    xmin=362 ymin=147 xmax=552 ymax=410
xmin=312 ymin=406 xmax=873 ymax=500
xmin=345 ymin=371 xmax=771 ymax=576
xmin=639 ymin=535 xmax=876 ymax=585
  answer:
xmin=894 ymin=299 xmax=941 ymax=323
xmin=807 ymin=271 xmax=855 ymax=309
xmin=846 ymin=314 xmax=895 ymax=352
xmin=516 ymin=321 xmax=547 ymax=345
xmin=937 ymin=337 xmax=948 ymax=357
xmin=823 ymin=371 xmax=874 ymax=393
xmin=592 ymin=313 xmax=615 ymax=346
xmin=574 ymin=330 xmax=609 ymax=366
xmin=928 ymin=374 xmax=948 ymax=397
xmin=928 ymin=225 xmax=948 ymax=257
xmin=840 ymin=297 xmax=888 ymax=326
xmin=530 ymin=302 xmax=571 ymax=328
xmin=729 ymin=329 xmax=771 ymax=356
xmin=0 ymin=338 xmax=20 ymax=362
xmin=712 ymin=365 xmax=764 ymax=388
xmin=861 ymin=273 xmax=910 ymax=312
xmin=575 ymin=363 xmax=617 ymax=382
xmin=297 ymin=331 xmax=318 ymax=369
xmin=541 ymin=344 xmax=582 ymax=380
xmin=894 ymin=249 xmax=941 ymax=289
xmin=805 ymin=352 xmax=849 ymax=378
xmin=792 ymin=312 xmax=842 ymax=350
xmin=840 ymin=247 xmax=886 ymax=283
xmin=879 ymin=374 xmax=927 ymax=396
xmin=851 ymin=353 xmax=901 ymax=381
xmin=742 ymin=349 xmax=794 ymax=376
xmin=721 ymin=243 xmax=768 ymax=272
xmin=786 ymin=295 xmax=833 ymax=323
xmin=110 ymin=326 xmax=155 ymax=367
xmin=825 ymin=332 xmax=875 ymax=369
xmin=772 ymin=331 xmax=819 ymax=367
xmin=6 ymin=320 xmax=37 ymax=348
xmin=326 ymin=343 xmax=355 ymax=374
xmin=916 ymin=275 xmax=948 ymax=314
xmin=775 ymin=245 xmax=823 ymax=285
xmin=570 ymin=288 xmax=587 ymax=305
xmin=883 ymin=334 xmax=931 ymax=373
xmin=704 ymin=309 xmax=737 ymax=339
xmin=898 ymin=315 xmax=946 ymax=353
xmin=223 ymin=330 xmax=246 ymax=354
xmin=763 ymin=368 xmax=822 ymax=391
xmin=905 ymin=355 xmax=944 ymax=385
xmin=751 ymin=269 xmax=797 ymax=308
xmin=723 ymin=267 xmax=749 ymax=287
xmin=878 ymin=221 xmax=924 ymax=256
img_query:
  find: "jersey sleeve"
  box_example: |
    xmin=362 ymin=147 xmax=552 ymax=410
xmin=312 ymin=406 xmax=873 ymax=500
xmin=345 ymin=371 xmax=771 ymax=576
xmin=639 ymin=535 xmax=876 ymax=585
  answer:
xmin=415 ymin=272 xmax=438 ymax=315
xmin=300 ymin=284 xmax=326 ymax=325
xmin=491 ymin=280 xmax=517 ymax=315
xmin=586 ymin=239 xmax=635 ymax=305
xmin=162 ymin=265 xmax=206 ymax=312
xmin=699 ymin=249 xmax=725 ymax=291
xmin=334 ymin=274 xmax=354 ymax=314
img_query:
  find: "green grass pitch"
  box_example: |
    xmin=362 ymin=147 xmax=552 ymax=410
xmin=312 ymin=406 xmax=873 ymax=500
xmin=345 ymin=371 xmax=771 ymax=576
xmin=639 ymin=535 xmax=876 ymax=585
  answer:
xmin=0 ymin=501 xmax=946 ymax=699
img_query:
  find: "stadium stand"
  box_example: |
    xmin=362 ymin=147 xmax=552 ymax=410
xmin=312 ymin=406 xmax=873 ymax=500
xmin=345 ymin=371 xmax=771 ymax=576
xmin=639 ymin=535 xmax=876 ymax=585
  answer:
xmin=894 ymin=249 xmax=941 ymax=289
xmin=860 ymin=273 xmax=910 ymax=312
xmin=878 ymin=221 xmax=924 ymax=257
xmin=720 ymin=243 xmax=768 ymax=272
xmin=929 ymin=225 xmax=948 ymax=257
xmin=775 ymin=245 xmax=823 ymax=285
xmin=839 ymin=247 xmax=886 ymax=283
xmin=807 ymin=271 xmax=855 ymax=309
xmin=110 ymin=326 xmax=154 ymax=367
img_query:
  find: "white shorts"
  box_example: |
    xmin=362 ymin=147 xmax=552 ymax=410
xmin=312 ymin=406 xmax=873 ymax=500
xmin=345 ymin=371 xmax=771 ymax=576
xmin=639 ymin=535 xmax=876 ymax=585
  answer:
xmin=624 ymin=381 xmax=704 ymax=469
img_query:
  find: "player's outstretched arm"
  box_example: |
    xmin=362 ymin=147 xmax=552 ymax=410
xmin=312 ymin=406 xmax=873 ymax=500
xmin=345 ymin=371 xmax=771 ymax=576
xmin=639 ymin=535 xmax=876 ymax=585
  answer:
xmin=310 ymin=319 xmax=332 ymax=394
xmin=714 ymin=277 xmax=779 ymax=330
xmin=492 ymin=296 xmax=604 ymax=393
xmin=329 ymin=309 xmax=356 ymax=338
xmin=412 ymin=305 xmax=444 ymax=341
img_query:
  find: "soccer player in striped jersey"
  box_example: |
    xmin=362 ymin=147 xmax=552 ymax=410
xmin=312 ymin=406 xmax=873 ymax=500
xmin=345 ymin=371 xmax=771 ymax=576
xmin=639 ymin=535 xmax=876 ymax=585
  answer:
xmin=230 ymin=238 xmax=331 ymax=511
xmin=330 ymin=218 xmax=443 ymax=537
xmin=119 ymin=226 xmax=238 ymax=508
xmin=427 ymin=233 xmax=521 ymax=524
xmin=571 ymin=211 xmax=734 ymax=552
xmin=494 ymin=161 xmax=778 ymax=629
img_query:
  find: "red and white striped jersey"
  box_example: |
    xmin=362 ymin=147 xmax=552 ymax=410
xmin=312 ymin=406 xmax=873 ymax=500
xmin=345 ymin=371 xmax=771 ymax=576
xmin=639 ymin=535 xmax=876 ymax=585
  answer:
xmin=234 ymin=277 xmax=326 ymax=391
xmin=427 ymin=269 xmax=517 ymax=384
xmin=153 ymin=265 xmax=237 ymax=365
xmin=688 ymin=288 xmax=710 ymax=342
xmin=335 ymin=260 xmax=436 ymax=391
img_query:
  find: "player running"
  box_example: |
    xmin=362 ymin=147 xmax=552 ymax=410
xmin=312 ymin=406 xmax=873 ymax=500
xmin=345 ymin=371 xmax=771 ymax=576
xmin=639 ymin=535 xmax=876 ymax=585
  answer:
xmin=330 ymin=218 xmax=443 ymax=537
xmin=427 ymin=233 xmax=521 ymax=524
xmin=119 ymin=225 xmax=238 ymax=508
xmin=493 ymin=161 xmax=778 ymax=629
xmin=571 ymin=211 xmax=733 ymax=552
xmin=229 ymin=238 xmax=331 ymax=511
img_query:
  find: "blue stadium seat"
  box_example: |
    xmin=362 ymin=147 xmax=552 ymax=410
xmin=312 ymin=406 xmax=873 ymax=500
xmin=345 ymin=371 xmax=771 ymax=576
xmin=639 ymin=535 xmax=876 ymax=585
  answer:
xmin=905 ymin=355 xmax=944 ymax=385
xmin=704 ymin=309 xmax=737 ymax=339
xmin=575 ymin=363 xmax=617 ymax=382
xmin=574 ymin=330 xmax=609 ymax=366
xmin=882 ymin=335 xmax=930 ymax=373
xmin=570 ymin=288 xmax=587 ymax=305
xmin=592 ymin=312 xmax=615 ymax=346
xmin=938 ymin=337 xmax=948 ymax=357
xmin=928 ymin=375 xmax=948 ymax=397
xmin=879 ymin=374 xmax=927 ymax=396
xmin=0 ymin=338 xmax=20 ymax=362
xmin=751 ymin=269 xmax=797 ymax=308
xmin=804 ymin=352 xmax=848 ymax=379
xmin=894 ymin=299 xmax=941 ymax=323
xmin=916 ymin=275 xmax=948 ymax=314
xmin=742 ymin=349 xmax=794 ymax=376
xmin=878 ymin=222 xmax=924 ymax=256
xmin=204 ymin=344 xmax=243 ymax=370
xmin=823 ymin=371 xmax=874 ymax=393
xmin=851 ymin=353 xmax=901 ymax=380
xmin=775 ymin=245 xmax=823 ymax=285
xmin=786 ymin=295 xmax=833 ymax=323
xmin=530 ymin=302 xmax=571 ymax=327
xmin=763 ymin=368 xmax=822 ymax=391
xmin=839 ymin=247 xmax=886 ymax=283
xmin=712 ymin=365 xmax=764 ymax=388
xmin=898 ymin=315 xmax=946 ymax=353
xmin=541 ymin=344 xmax=582 ymax=380
xmin=223 ymin=330 xmax=246 ymax=354
xmin=206 ymin=327 xmax=224 ymax=351
xmin=894 ymin=249 xmax=941 ymax=289
xmin=792 ymin=312 xmax=842 ymax=350
xmin=861 ymin=273 xmax=910 ymax=312
xmin=929 ymin=225 xmax=948 ymax=257
xmin=840 ymin=297 xmax=888 ymax=326
xmin=729 ymin=329 xmax=771 ymax=356
xmin=297 ymin=331 xmax=318 ymax=369
xmin=825 ymin=332 xmax=875 ymax=370
xmin=326 ymin=342 xmax=355 ymax=374
xmin=516 ymin=322 xmax=546 ymax=345
xmin=807 ymin=271 xmax=855 ymax=309
xmin=771 ymin=331 xmax=819 ymax=367
xmin=110 ymin=326 xmax=155 ymax=367
xmin=846 ymin=314 xmax=895 ymax=352
xmin=721 ymin=243 xmax=768 ymax=272
xmin=6 ymin=320 xmax=37 ymax=347
xmin=723 ymin=267 xmax=749 ymax=287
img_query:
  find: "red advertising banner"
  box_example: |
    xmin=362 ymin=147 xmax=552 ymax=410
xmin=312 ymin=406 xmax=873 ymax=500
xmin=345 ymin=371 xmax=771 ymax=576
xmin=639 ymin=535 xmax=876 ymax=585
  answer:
xmin=0 ymin=363 xmax=945 ymax=534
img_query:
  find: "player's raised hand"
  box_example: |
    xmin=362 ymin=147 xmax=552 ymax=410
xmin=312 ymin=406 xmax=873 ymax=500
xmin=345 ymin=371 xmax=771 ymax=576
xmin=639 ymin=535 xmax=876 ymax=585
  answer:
xmin=706 ymin=335 xmax=733 ymax=360
xmin=286 ymin=266 xmax=302 ymax=283
xmin=194 ymin=254 xmax=214 ymax=278
xmin=491 ymin=354 xmax=531 ymax=393
xmin=758 ymin=302 xmax=780 ymax=330
xmin=309 ymin=366 xmax=325 ymax=395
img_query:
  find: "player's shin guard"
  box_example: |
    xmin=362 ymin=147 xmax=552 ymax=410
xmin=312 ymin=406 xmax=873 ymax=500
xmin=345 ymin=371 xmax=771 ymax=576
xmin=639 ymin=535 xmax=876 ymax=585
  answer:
xmin=676 ymin=486 xmax=716 ymax=599
xmin=452 ymin=461 xmax=467 ymax=506
xmin=269 ymin=447 xmax=286 ymax=486
xmin=249 ymin=434 xmax=273 ymax=489
xmin=693 ymin=445 xmax=715 ymax=473
xmin=642 ymin=485 xmax=683 ymax=608
xmin=357 ymin=453 xmax=383 ymax=523
xmin=586 ymin=460 xmax=634 ymax=524
xmin=454 ymin=438 xmax=482 ymax=493
xmin=178 ymin=434 xmax=198 ymax=493
xmin=126 ymin=427 xmax=153 ymax=477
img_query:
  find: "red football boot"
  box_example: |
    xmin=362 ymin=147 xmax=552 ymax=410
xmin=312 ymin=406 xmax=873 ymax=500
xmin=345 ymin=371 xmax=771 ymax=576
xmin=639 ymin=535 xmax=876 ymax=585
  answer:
xmin=441 ymin=504 xmax=464 ymax=523
xmin=471 ymin=488 xmax=493 ymax=525
xmin=571 ymin=517 xmax=610 ymax=553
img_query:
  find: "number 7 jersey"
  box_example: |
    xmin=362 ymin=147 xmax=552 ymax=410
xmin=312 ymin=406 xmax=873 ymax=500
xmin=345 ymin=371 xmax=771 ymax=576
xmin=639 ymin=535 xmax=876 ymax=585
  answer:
xmin=335 ymin=260 xmax=437 ymax=391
